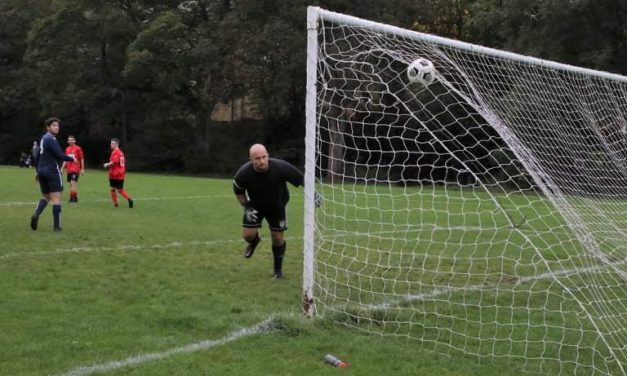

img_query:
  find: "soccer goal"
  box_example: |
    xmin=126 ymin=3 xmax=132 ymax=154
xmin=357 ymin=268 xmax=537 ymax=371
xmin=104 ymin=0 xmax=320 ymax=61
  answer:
xmin=303 ymin=7 xmax=627 ymax=376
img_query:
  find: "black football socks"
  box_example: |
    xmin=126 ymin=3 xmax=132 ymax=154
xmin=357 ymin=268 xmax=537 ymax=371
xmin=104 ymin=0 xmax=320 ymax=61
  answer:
xmin=52 ymin=204 xmax=61 ymax=230
xmin=272 ymin=241 xmax=286 ymax=274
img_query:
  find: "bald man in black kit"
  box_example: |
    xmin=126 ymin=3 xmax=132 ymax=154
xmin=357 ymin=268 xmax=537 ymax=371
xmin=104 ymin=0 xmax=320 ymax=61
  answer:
xmin=232 ymin=144 xmax=305 ymax=279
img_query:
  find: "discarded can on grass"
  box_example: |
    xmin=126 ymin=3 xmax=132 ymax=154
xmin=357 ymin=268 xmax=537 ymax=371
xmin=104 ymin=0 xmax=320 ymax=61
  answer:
xmin=324 ymin=353 xmax=349 ymax=368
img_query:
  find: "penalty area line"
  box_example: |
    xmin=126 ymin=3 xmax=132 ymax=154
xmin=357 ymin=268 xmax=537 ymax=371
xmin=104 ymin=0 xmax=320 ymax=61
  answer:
xmin=0 ymin=237 xmax=300 ymax=260
xmin=0 ymin=195 xmax=232 ymax=207
xmin=0 ymin=239 xmax=239 ymax=260
xmin=55 ymin=318 xmax=277 ymax=376
xmin=0 ymin=193 xmax=303 ymax=207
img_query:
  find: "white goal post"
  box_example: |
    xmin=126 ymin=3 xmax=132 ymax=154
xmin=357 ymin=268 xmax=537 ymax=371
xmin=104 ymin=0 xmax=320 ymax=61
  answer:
xmin=304 ymin=6 xmax=627 ymax=375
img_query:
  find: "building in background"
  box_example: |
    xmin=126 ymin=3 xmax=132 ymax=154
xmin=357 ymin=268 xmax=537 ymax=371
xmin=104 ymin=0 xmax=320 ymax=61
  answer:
xmin=211 ymin=96 xmax=262 ymax=122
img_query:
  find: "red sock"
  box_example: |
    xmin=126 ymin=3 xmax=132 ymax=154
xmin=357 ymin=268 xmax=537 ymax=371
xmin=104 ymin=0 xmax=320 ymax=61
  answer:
xmin=70 ymin=191 xmax=77 ymax=199
xmin=118 ymin=189 xmax=131 ymax=200
xmin=110 ymin=189 xmax=118 ymax=206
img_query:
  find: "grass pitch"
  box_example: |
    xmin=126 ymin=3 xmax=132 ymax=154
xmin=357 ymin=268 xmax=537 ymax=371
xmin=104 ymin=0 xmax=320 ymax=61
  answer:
xmin=0 ymin=165 xmax=560 ymax=375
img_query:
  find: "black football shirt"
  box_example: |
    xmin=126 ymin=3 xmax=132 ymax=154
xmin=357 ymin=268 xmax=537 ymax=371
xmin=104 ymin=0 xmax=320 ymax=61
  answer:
xmin=233 ymin=158 xmax=304 ymax=211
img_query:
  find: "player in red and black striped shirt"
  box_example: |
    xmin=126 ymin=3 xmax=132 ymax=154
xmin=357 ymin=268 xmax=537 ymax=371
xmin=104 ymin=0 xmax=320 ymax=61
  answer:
xmin=104 ymin=138 xmax=133 ymax=208
xmin=61 ymin=135 xmax=84 ymax=203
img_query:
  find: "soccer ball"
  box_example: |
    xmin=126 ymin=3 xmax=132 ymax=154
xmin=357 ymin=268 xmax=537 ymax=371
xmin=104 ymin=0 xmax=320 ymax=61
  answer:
xmin=407 ymin=58 xmax=436 ymax=86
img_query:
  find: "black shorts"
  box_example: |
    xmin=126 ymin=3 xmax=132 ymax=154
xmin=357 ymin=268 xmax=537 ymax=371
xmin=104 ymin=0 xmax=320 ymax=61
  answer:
xmin=67 ymin=172 xmax=80 ymax=182
xmin=242 ymin=206 xmax=287 ymax=231
xmin=38 ymin=171 xmax=64 ymax=194
xmin=109 ymin=179 xmax=124 ymax=189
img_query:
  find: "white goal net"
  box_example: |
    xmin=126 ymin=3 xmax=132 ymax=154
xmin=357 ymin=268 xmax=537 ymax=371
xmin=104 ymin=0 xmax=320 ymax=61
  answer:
xmin=303 ymin=7 xmax=627 ymax=376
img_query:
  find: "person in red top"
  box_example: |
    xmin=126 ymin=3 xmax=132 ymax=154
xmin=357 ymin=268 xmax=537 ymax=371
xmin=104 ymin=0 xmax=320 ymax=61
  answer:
xmin=103 ymin=138 xmax=133 ymax=208
xmin=61 ymin=135 xmax=85 ymax=203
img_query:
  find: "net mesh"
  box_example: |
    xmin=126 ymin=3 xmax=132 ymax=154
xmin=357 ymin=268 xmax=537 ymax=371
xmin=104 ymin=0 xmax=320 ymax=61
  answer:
xmin=309 ymin=10 xmax=627 ymax=376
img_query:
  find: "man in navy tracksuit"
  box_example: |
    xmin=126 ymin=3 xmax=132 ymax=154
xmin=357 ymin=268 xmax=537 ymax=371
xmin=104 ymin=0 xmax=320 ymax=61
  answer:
xmin=31 ymin=117 xmax=77 ymax=232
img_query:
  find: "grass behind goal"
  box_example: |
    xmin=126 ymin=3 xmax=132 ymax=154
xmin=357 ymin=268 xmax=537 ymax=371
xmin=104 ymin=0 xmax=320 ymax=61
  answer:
xmin=0 ymin=165 xmax=570 ymax=375
xmin=314 ymin=183 xmax=617 ymax=374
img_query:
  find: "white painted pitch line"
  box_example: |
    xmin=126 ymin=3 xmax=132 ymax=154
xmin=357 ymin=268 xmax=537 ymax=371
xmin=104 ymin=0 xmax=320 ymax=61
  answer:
xmin=55 ymin=318 xmax=276 ymax=376
xmin=0 ymin=239 xmax=237 ymax=260
xmin=0 ymin=195 xmax=233 ymax=207
xmin=0 ymin=193 xmax=304 ymax=207
xmin=0 ymin=239 xmax=230 ymax=260
xmin=0 ymin=237 xmax=300 ymax=260
xmin=371 ymin=263 xmax=617 ymax=310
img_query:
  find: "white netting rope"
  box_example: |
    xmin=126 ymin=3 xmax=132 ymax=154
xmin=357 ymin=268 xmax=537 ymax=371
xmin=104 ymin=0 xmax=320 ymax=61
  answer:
xmin=307 ymin=8 xmax=627 ymax=376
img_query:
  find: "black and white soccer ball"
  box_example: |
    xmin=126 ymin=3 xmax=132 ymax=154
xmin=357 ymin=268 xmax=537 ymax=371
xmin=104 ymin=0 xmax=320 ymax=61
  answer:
xmin=407 ymin=58 xmax=436 ymax=86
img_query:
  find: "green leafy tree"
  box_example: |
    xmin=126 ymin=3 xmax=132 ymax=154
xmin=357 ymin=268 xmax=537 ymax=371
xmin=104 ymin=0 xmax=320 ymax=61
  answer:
xmin=0 ymin=0 xmax=52 ymax=163
xmin=4 ymin=0 xmax=622 ymax=173
xmin=122 ymin=1 xmax=236 ymax=171
xmin=464 ymin=0 xmax=627 ymax=74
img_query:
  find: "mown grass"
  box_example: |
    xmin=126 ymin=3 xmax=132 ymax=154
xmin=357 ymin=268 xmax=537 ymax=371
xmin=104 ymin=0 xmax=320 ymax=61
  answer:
xmin=0 ymin=165 xmax=616 ymax=375
xmin=313 ymin=178 xmax=626 ymax=375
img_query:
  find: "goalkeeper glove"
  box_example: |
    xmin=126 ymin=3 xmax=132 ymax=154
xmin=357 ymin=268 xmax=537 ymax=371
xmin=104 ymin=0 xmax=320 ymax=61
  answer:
xmin=244 ymin=206 xmax=259 ymax=222
xmin=314 ymin=191 xmax=323 ymax=207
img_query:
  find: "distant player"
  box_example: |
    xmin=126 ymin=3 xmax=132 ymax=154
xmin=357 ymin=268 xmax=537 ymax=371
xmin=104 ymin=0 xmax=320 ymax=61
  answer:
xmin=30 ymin=141 xmax=39 ymax=167
xmin=103 ymin=138 xmax=133 ymax=208
xmin=61 ymin=135 xmax=85 ymax=203
xmin=233 ymin=143 xmax=304 ymax=279
xmin=30 ymin=117 xmax=78 ymax=232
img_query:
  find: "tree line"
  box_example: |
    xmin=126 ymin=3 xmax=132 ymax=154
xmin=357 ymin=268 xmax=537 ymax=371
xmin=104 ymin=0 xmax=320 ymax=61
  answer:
xmin=1 ymin=0 xmax=625 ymax=175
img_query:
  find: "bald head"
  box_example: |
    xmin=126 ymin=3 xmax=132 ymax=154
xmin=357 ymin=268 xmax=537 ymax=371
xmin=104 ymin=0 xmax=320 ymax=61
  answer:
xmin=249 ymin=143 xmax=269 ymax=172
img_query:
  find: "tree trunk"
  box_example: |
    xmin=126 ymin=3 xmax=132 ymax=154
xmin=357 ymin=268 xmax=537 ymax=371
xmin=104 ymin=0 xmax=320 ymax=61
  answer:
xmin=328 ymin=117 xmax=346 ymax=184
